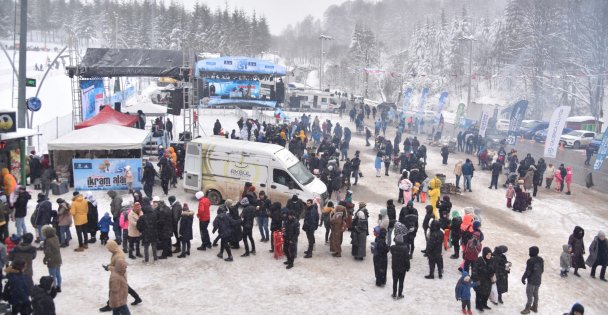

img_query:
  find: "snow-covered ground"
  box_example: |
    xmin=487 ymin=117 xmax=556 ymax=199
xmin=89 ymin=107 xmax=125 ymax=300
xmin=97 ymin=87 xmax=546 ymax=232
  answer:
xmin=5 ymin=109 xmax=604 ymax=315
xmin=2 ymin=50 xmax=607 ymax=315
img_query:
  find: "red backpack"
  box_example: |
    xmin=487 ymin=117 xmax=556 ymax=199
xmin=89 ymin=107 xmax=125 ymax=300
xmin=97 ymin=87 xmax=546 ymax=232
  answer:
xmin=463 ymin=232 xmax=482 ymax=262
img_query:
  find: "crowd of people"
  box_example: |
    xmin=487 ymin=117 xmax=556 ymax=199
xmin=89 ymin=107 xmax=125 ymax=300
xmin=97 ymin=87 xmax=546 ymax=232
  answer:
xmin=0 ymin=97 xmax=601 ymax=314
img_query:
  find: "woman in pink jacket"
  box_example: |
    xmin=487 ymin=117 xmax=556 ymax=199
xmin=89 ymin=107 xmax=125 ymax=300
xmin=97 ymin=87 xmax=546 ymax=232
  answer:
xmin=565 ymin=166 xmax=573 ymax=195
xmin=554 ymin=169 xmax=563 ymax=192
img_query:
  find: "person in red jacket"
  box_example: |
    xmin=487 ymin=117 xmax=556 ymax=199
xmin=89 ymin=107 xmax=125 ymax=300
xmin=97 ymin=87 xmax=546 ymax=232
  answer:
xmin=195 ymin=191 xmax=211 ymax=250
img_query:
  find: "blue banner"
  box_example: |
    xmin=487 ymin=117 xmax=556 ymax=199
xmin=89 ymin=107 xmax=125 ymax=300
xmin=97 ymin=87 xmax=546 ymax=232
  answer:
xmin=434 ymin=91 xmax=449 ymax=123
xmin=80 ymin=80 xmax=104 ymax=120
xmin=73 ymin=158 xmax=143 ymax=191
xmin=594 ymin=131 xmax=608 ymax=171
xmin=417 ymin=87 xmax=429 ymax=118
xmin=506 ymin=100 xmax=529 ymax=145
xmin=402 ymin=87 xmax=413 ymax=112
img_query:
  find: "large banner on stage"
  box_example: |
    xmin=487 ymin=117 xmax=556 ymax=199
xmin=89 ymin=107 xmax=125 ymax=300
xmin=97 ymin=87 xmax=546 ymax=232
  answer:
xmin=73 ymin=158 xmax=142 ymax=191
xmin=80 ymin=80 xmax=104 ymax=120
xmin=544 ymin=106 xmax=571 ymax=158
xmin=207 ymin=78 xmax=261 ymax=99
xmin=506 ymin=100 xmax=528 ymax=145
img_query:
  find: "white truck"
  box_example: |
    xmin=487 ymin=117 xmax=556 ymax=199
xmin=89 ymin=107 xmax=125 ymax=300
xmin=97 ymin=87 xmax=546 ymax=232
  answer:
xmin=183 ymin=136 xmax=327 ymax=205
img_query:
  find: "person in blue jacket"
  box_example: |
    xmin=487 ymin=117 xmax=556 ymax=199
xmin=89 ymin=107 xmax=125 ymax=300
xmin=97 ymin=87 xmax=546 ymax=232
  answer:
xmin=98 ymin=212 xmax=113 ymax=246
xmin=455 ymin=271 xmax=478 ymax=315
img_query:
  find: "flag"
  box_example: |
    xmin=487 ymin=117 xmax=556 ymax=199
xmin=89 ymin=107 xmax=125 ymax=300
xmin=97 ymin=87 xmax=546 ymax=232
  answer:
xmin=417 ymin=87 xmax=429 ymax=118
xmin=479 ymin=111 xmax=491 ymax=137
xmin=402 ymin=87 xmax=413 ymax=112
xmin=455 ymin=103 xmax=466 ymax=128
xmin=544 ymin=106 xmax=571 ymax=158
xmin=594 ymin=131 xmax=608 ymax=171
xmin=434 ymin=92 xmax=449 ymax=123
xmin=506 ymin=100 xmax=529 ymax=145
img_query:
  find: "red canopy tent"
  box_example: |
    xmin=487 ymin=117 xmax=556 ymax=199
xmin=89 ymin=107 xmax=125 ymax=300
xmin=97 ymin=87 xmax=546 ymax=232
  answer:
xmin=75 ymin=106 xmax=139 ymax=130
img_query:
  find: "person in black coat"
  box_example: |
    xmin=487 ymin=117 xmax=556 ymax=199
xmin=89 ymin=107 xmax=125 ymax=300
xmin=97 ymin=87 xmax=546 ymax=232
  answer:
xmin=390 ymin=234 xmax=411 ymax=299
xmin=177 ymin=204 xmax=194 ymax=258
xmin=488 ymin=160 xmax=502 ymax=189
xmin=472 ymin=247 xmax=495 ymax=312
xmin=34 ymin=194 xmax=52 ymax=243
xmin=168 ymin=196 xmax=183 ymax=252
xmin=283 ymin=211 xmax=300 ymax=269
xmin=492 ymin=245 xmax=511 ymax=304
xmin=286 ymin=195 xmax=305 ymax=219
xmin=441 ymin=145 xmax=449 ymax=165
xmin=386 ymin=200 xmax=397 ymax=246
xmin=269 ymin=202 xmax=283 ymax=253
xmin=373 ymin=229 xmax=389 ymax=287
xmin=421 ymin=205 xmax=434 ymax=243
xmin=158 ymin=156 xmax=173 ymax=195
xmin=213 ymin=119 xmax=222 ymax=135
xmin=213 ymin=204 xmax=240 ymax=262
xmin=521 ymin=246 xmax=544 ymax=314
xmin=137 ymin=205 xmax=159 ymax=262
xmin=398 ymin=201 xmax=418 ymax=256
xmin=31 ymin=275 xmax=56 ymax=315
xmin=302 ymin=200 xmax=319 ymax=258
xmin=5 ymin=261 xmax=32 ymax=314
xmin=227 ymin=201 xmax=242 ymax=249
xmin=141 ymin=161 xmax=157 ymax=199
xmin=239 ymin=198 xmax=256 ymax=256
xmin=86 ymin=194 xmax=99 ymax=244
xmin=155 ymin=200 xmax=174 ymax=259
xmin=425 ymin=220 xmax=444 ymax=279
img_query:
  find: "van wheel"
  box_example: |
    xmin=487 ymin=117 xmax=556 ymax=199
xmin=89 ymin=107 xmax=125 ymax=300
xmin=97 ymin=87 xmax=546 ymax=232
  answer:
xmin=206 ymin=190 xmax=222 ymax=205
xmin=574 ymin=141 xmax=580 ymax=149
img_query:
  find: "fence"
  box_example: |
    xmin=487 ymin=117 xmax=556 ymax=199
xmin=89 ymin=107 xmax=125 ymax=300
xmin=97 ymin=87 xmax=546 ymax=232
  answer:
xmin=32 ymin=113 xmax=73 ymax=154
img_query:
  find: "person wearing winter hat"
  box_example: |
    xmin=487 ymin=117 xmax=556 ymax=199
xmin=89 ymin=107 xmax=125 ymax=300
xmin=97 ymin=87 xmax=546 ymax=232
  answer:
xmin=8 ymin=233 xmax=37 ymax=288
xmin=167 ymin=196 xmax=182 ymax=253
xmin=30 ymin=275 xmax=57 ymax=314
xmin=5 ymin=259 xmax=31 ymax=314
xmin=351 ymin=202 xmax=369 ymax=260
xmin=424 ymin=220 xmax=444 ymax=279
xmin=586 ymin=230 xmax=607 ymax=281
xmin=521 ymin=246 xmax=544 ymax=314
xmin=565 ymin=303 xmax=584 ymax=315
xmin=195 ymin=191 xmax=212 ymax=251
xmin=472 ymin=247 xmax=494 ymax=311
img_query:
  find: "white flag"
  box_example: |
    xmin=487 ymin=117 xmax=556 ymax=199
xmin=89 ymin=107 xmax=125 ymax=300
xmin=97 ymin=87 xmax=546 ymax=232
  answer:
xmin=544 ymin=106 xmax=571 ymax=158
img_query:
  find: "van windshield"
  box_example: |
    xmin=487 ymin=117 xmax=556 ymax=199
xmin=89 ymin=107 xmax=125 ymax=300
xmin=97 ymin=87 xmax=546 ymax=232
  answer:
xmin=288 ymin=161 xmax=314 ymax=186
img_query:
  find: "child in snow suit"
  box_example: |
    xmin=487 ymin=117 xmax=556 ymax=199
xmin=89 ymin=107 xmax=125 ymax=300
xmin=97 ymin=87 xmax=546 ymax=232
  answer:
xmin=5 ymin=234 xmax=20 ymax=253
xmin=118 ymin=201 xmax=131 ymax=253
xmin=506 ymin=184 xmax=515 ymax=208
xmin=177 ymin=203 xmax=194 ymax=258
xmin=98 ymin=213 xmax=113 ymax=246
xmin=372 ymin=229 xmax=389 ymax=286
xmin=560 ymin=244 xmax=571 ymax=277
xmin=455 ymin=271 xmax=477 ymax=315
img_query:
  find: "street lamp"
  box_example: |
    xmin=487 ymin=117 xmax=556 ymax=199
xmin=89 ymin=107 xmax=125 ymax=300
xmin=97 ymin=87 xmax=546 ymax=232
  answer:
xmin=319 ymin=34 xmax=334 ymax=91
xmin=459 ymin=35 xmax=476 ymax=109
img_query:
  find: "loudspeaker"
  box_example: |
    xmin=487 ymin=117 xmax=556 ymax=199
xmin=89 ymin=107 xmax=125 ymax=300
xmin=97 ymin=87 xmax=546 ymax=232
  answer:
xmin=114 ymin=102 xmax=121 ymax=112
xmin=168 ymin=88 xmax=184 ymax=115
xmin=276 ymin=81 xmax=285 ymax=102
xmin=179 ymin=131 xmax=192 ymax=141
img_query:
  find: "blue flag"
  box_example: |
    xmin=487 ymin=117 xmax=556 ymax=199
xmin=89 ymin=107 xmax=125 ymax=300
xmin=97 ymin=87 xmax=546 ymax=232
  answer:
xmin=402 ymin=87 xmax=413 ymax=112
xmin=434 ymin=91 xmax=449 ymax=123
xmin=506 ymin=100 xmax=528 ymax=145
xmin=594 ymin=131 xmax=608 ymax=171
xmin=417 ymin=87 xmax=429 ymax=118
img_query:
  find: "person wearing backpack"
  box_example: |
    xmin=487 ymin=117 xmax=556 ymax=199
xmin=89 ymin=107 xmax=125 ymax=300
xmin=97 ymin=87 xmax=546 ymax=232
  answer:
xmin=400 ymin=201 xmax=419 ymax=257
xmin=472 ymin=247 xmax=495 ymax=312
xmin=372 ymin=229 xmax=389 ymax=287
xmin=520 ymin=246 xmax=544 ymax=314
xmin=463 ymin=222 xmax=484 ymax=274
xmin=425 ymin=221 xmax=444 ymax=279
xmin=390 ymin=234 xmax=410 ymax=299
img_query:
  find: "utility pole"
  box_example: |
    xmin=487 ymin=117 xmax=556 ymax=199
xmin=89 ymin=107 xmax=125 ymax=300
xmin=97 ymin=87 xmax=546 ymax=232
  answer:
xmin=467 ymin=38 xmax=473 ymax=109
xmin=17 ymin=0 xmax=28 ymax=129
xmin=319 ymin=34 xmax=333 ymax=91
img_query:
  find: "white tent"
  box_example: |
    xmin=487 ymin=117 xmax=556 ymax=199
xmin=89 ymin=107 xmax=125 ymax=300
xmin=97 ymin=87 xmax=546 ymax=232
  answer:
xmin=48 ymin=124 xmax=150 ymax=150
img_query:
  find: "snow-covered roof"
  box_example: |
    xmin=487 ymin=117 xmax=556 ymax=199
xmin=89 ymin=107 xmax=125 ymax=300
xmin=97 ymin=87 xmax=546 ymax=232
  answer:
xmin=48 ymin=124 xmax=150 ymax=151
xmin=0 ymin=128 xmax=39 ymax=141
xmin=566 ymin=116 xmax=596 ymax=123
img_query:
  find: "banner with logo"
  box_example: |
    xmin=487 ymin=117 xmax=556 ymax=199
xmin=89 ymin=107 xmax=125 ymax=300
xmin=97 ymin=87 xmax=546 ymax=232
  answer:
xmin=402 ymin=87 xmax=413 ymax=112
xmin=544 ymin=106 xmax=571 ymax=158
xmin=479 ymin=111 xmax=491 ymax=137
xmin=80 ymin=80 xmax=104 ymax=120
xmin=506 ymin=100 xmax=529 ymax=145
xmin=434 ymin=91 xmax=449 ymax=123
xmin=417 ymin=87 xmax=429 ymax=118
xmin=73 ymin=158 xmax=142 ymax=191
xmin=455 ymin=103 xmax=466 ymax=128
xmin=593 ymin=131 xmax=608 ymax=171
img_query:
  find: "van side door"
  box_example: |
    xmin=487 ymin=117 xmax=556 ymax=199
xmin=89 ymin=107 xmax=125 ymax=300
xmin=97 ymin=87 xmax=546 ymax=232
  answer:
xmin=269 ymin=168 xmax=302 ymax=206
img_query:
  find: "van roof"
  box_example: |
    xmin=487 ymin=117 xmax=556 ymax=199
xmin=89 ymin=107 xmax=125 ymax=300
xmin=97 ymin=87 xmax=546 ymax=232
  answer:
xmin=191 ymin=136 xmax=285 ymax=156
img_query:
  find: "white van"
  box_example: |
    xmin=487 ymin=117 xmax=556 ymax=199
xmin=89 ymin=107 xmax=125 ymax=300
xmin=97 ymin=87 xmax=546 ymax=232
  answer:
xmin=183 ymin=136 xmax=327 ymax=206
